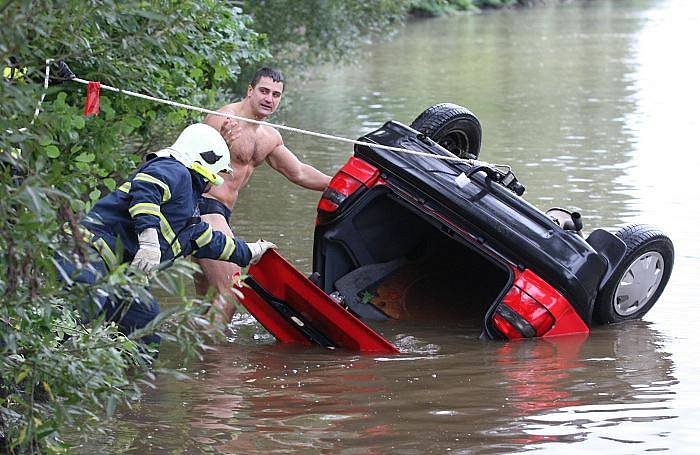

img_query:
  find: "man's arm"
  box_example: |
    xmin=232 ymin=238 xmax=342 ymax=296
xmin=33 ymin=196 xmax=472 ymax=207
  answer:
xmin=191 ymin=223 xmax=252 ymax=267
xmin=190 ymin=223 xmax=276 ymax=266
xmin=266 ymin=139 xmax=331 ymax=191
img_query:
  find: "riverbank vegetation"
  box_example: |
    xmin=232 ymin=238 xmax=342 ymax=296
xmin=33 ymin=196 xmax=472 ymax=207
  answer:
xmin=410 ymin=0 xmax=542 ymax=17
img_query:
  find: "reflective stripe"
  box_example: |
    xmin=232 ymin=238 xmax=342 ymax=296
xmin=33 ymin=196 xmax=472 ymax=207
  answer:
xmin=62 ymin=222 xmax=119 ymax=269
xmin=93 ymin=237 xmax=119 ymax=270
xmin=118 ymin=181 xmax=132 ymax=193
xmin=159 ymin=218 xmax=182 ymax=256
xmin=218 ymin=236 xmax=236 ymax=261
xmin=129 ymin=202 xmax=161 ymax=218
xmin=134 ymin=172 xmax=171 ymax=202
xmin=129 ymin=203 xmax=181 ymax=256
xmin=195 ymin=226 xmax=213 ymax=248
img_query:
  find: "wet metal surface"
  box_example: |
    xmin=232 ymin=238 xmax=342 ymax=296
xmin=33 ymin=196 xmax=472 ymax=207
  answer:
xmin=79 ymin=1 xmax=700 ymax=452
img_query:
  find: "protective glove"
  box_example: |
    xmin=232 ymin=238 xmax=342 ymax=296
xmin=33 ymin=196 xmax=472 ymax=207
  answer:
xmin=131 ymin=228 xmax=161 ymax=274
xmin=246 ymin=239 xmax=277 ymax=265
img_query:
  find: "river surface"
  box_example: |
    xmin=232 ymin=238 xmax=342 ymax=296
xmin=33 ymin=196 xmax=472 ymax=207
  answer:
xmin=81 ymin=1 xmax=700 ymax=453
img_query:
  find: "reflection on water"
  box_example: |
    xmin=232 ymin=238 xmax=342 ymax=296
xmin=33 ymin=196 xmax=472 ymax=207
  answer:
xmin=80 ymin=322 xmax=677 ymax=453
xmin=77 ymin=0 xmax=700 ymax=452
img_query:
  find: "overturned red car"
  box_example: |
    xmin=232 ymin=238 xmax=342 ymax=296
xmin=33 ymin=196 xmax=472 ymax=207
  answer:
xmin=241 ymin=104 xmax=674 ymax=352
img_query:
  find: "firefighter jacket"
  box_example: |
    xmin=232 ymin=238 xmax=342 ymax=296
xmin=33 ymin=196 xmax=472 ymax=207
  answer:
xmin=81 ymin=156 xmax=251 ymax=269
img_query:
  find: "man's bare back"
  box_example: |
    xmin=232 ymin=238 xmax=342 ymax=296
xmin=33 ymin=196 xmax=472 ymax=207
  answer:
xmin=195 ymin=69 xmax=331 ymax=324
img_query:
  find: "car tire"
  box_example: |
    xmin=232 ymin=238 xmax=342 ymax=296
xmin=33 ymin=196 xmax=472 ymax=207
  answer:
xmin=593 ymin=224 xmax=674 ymax=324
xmin=410 ymin=103 xmax=482 ymax=159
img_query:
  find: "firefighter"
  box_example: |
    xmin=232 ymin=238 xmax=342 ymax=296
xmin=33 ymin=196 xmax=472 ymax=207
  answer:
xmin=55 ymin=123 xmax=276 ymax=347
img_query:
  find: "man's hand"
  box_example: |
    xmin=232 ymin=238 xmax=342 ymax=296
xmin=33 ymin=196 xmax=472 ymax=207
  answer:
xmin=131 ymin=228 xmax=161 ymax=274
xmin=220 ymin=118 xmax=242 ymax=152
xmin=246 ymin=240 xmax=277 ymax=265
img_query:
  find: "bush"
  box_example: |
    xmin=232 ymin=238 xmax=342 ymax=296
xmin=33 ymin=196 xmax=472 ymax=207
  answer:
xmin=243 ymin=0 xmax=409 ymax=71
xmin=409 ymin=0 xmax=537 ymax=17
xmin=1 ymin=1 xmax=266 ymax=452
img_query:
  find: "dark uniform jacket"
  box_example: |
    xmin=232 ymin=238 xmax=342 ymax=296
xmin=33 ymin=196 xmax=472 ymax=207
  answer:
xmin=81 ymin=156 xmax=251 ymax=269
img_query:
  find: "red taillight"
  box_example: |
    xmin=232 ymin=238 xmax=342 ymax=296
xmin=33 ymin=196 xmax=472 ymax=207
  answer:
xmin=493 ymin=312 xmax=524 ymax=339
xmin=493 ymin=269 xmax=589 ymax=340
xmin=318 ymin=171 xmax=363 ymax=214
xmin=495 ymin=287 xmax=555 ymax=339
xmin=514 ymin=288 xmax=555 ymax=336
xmin=341 ymin=157 xmax=381 ymax=185
xmin=317 ymin=157 xmax=379 ymax=221
xmin=317 ymin=196 xmax=340 ymax=213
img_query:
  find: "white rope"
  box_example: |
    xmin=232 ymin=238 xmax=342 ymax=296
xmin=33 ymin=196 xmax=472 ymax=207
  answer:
xmin=69 ymin=76 xmax=483 ymax=165
xmin=13 ymin=58 xmax=53 ymax=134
xmin=31 ymin=58 xmax=52 ymax=125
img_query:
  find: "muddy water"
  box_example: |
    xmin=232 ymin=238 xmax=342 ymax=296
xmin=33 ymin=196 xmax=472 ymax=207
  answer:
xmin=82 ymin=1 xmax=700 ymax=453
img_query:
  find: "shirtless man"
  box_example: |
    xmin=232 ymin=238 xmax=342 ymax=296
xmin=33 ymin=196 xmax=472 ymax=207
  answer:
xmin=196 ymin=67 xmax=332 ymax=323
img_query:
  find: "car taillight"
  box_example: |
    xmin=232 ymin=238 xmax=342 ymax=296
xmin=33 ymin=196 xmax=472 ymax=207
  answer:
xmin=318 ymin=172 xmax=363 ymax=213
xmin=492 ymin=268 xmax=589 ymax=340
xmin=494 ymin=287 xmax=555 ymax=339
xmin=317 ymin=157 xmax=380 ymax=222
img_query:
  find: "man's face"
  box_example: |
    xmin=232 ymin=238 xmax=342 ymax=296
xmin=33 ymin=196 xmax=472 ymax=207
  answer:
xmin=247 ymin=76 xmax=284 ymax=118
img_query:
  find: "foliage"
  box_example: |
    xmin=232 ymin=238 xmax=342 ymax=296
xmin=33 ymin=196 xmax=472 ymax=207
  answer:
xmin=242 ymin=0 xmax=410 ymax=72
xmin=409 ymin=0 xmax=537 ymax=17
xmin=1 ymin=0 xmax=267 ymax=452
xmin=409 ymin=0 xmax=475 ymax=16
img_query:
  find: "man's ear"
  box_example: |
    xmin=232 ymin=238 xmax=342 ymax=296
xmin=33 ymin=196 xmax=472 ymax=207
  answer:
xmin=246 ymin=85 xmax=254 ymax=98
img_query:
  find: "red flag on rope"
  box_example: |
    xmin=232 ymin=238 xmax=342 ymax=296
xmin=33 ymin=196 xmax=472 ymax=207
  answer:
xmin=84 ymin=81 xmax=100 ymax=116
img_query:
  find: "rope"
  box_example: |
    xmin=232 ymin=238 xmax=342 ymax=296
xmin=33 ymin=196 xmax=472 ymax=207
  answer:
xmin=43 ymin=59 xmax=513 ymax=172
xmin=68 ymin=75 xmax=484 ymax=165
xmin=12 ymin=58 xmax=53 ymax=134
xmin=31 ymin=58 xmax=53 ymax=124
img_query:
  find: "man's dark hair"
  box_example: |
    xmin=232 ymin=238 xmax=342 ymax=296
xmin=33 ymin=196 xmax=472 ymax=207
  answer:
xmin=250 ymin=67 xmax=284 ymax=89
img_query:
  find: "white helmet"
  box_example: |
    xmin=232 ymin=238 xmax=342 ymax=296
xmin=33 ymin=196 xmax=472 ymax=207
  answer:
xmin=163 ymin=123 xmax=232 ymax=186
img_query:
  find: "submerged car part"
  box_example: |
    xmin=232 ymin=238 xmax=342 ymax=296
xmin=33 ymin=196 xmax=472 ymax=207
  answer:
xmin=239 ymin=249 xmax=399 ymax=353
xmin=313 ymin=109 xmax=674 ymax=342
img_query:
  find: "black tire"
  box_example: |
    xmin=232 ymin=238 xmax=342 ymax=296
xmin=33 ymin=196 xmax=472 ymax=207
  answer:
xmin=410 ymin=103 xmax=482 ymax=159
xmin=593 ymin=224 xmax=674 ymax=324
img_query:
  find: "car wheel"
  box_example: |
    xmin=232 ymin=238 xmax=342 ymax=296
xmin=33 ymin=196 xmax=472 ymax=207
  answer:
xmin=593 ymin=224 xmax=674 ymax=324
xmin=410 ymin=103 xmax=482 ymax=159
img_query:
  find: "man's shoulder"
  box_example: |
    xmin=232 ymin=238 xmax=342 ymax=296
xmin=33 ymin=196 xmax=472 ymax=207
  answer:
xmin=217 ymin=102 xmax=242 ymax=114
xmin=258 ymin=123 xmax=283 ymax=149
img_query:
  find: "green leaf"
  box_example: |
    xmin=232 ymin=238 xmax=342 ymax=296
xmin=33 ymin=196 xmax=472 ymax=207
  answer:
xmin=89 ymin=189 xmax=101 ymax=201
xmin=16 ymin=368 xmax=29 ymax=384
xmin=103 ymin=178 xmax=117 ymax=191
xmin=74 ymin=152 xmax=95 ymax=163
xmin=55 ymin=92 xmax=67 ymax=106
xmin=18 ymin=185 xmax=52 ymax=216
xmin=124 ymin=116 xmax=142 ymax=128
xmin=45 ymin=145 xmax=60 ymax=158
xmin=72 ymin=116 xmax=86 ymax=129
xmin=36 ymin=424 xmax=56 ymax=440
